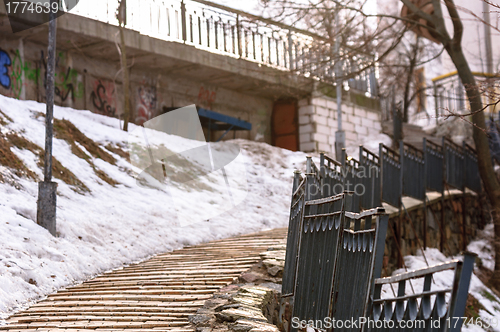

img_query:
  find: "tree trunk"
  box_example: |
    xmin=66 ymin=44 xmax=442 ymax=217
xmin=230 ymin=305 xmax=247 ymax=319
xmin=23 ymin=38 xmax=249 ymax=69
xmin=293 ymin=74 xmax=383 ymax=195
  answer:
xmin=119 ymin=24 xmax=130 ymax=132
xmin=403 ymin=43 xmax=418 ymax=123
xmin=446 ymin=44 xmax=500 ymax=288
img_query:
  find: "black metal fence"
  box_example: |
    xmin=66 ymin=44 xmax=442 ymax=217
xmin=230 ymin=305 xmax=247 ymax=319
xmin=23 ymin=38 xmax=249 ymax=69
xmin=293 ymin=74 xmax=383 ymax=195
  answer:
xmin=281 ymin=171 xmax=305 ymax=297
xmin=315 ymin=137 xmax=481 ymax=212
xmin=423 ymin=138 xmax=444 ymax=193
xmin=367 ymin=253 xmax=476 ymax=332
xmin=400 ymin=142 xmax=426 ymax=201
xmin=443 ymin=138 xmax=465 ymax=191
xmin=280 ymin=155 xmax=477 ymax=332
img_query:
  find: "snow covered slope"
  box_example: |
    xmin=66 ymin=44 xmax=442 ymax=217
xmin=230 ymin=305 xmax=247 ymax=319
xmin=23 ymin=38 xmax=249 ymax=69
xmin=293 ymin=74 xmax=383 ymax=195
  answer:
xmin=0 ymin=95 xmax=307 ymax=320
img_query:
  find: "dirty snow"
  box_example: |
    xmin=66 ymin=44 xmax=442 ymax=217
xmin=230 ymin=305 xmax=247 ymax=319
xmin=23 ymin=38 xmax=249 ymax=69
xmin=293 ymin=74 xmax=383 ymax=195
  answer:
xmin=0 ymin=95 xmax=307 ymax=321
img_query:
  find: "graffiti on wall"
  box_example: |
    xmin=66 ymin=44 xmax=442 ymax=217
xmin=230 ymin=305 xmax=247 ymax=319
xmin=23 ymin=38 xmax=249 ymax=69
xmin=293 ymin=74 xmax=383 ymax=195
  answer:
xmin=55 ymin=66 xmax=84 ymax=102
xmin=0 ymin=48 xmax=40 ymax=99
xmin=0 ymin=49 xmax=12 ymax=89
xmin=90 ymin=79 xmax=117 ymax=117
xmin=41 ymin=51 xmax=84 ymax=104
xmin=197 ymin=86 xmax=217 ymax=109
xmin=135 ymin=85 xmax=157 ymax=125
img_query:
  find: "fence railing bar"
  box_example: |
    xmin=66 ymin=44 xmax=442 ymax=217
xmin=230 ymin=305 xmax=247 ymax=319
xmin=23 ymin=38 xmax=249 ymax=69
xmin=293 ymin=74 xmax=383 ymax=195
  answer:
xmin=304 ymin=211 xmax=343 ymax=218
xmin=305 ymin=192 xmax=348 ymax=205
xmin=345 ymin=207 xmax=386 ymax=219
xmin=375 ymin=260 xmax=459 ymax=284
xmin=372 ymin=288 xmax=453 ymax=303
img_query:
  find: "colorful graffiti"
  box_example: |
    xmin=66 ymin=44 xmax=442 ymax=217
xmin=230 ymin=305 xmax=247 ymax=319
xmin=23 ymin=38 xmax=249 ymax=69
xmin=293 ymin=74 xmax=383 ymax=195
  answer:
xmin=197 ymin=86 xmax=216 ymax=108
xmin=0 ymin=49 xmax=12 ymax=89
xmin=42 ymin=51 xmax=83 ymax=103
xmin=90 ymin=79 xmax=117 ymax=117
xmin=135 ymin=85 xmax=157 ymax=125
xmin=0 ymin=48 xmax=40 ymax=99
xmin=55 ymin=66 xmax=84 ymax=102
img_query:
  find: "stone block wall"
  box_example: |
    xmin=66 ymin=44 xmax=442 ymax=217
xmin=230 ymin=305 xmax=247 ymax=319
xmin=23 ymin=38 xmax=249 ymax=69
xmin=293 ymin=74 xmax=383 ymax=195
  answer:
xmin=383 ymin=192 xmax=488 ymax=275
xmin=298 ymin=94 xmax=383 ymax=154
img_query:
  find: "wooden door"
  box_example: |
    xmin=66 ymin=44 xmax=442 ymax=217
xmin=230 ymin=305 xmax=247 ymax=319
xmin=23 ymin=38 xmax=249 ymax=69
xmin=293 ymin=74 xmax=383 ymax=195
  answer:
xmin=272 ymin=100 xmax=299 ymax=151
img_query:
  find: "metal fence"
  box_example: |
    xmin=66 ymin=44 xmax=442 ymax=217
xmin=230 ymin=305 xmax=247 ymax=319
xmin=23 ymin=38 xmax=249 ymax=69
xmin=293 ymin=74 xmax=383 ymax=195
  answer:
xmin=281 ymin=171 xmax=305 ymax=297
xmin=281 ymin=155 xmax=477 ymax=332
xmin=423 ymin=138 xmax=444 ymax=193
xmin=464 ymin=143 xmax=481 ymax=193
xmin=319 ymin=153 xmax=344 ymax=199
xmin=380 ymin=144 xmax=402 ymax=208
xmin=367 ymin=253 xmax=476 ymax=332
xmin=359 ymin=146 xmax=381 ymax=210
xmin=331 ymin=209 xmax=389 ymax=322
xmin=70 ymin=0 xmax=377 ymax=95
xmin=292 ymin=192 xmax=349 ymax=326
xmin=400 ymin=142 xmax=426 ymax=201
xmin=342 ymin=150 xmax=363 ymax=213
xmin=314 ymin=137 xmax=480 ymax=212
xmin=443 ymin=138 xmax=465 ymax=191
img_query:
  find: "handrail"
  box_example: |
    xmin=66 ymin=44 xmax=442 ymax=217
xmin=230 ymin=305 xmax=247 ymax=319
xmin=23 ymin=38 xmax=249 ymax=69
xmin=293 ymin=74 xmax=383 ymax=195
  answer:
xmin=374 ymin=260 xmax=459 ymax=284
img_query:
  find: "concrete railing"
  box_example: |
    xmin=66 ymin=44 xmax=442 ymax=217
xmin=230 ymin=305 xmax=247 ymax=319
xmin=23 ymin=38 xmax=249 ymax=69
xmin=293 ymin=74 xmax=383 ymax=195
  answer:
xmin=70 ymin=0 xmax=377 ymax=96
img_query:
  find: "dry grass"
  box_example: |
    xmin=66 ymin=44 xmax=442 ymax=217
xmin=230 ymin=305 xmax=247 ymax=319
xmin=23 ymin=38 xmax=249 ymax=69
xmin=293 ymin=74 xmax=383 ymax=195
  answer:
xmin=0 ymin=109 xmax=13 ymax=123
xmin=464 ymin=294 xmax=489 ymax=319
xmin=2 ymin=116 xmax=120 ymax=190
xmin=0 ymin=135 xmax=37 ymax=181
xmin=105 ymin=143 xmax=130 ymax=161
xmin=52 ymin=119 xmax=120 ymax=187
xmin=93 ymin=167 xmax=120 ymax=186
xmin=54 ymin=119 xmax=116 ymax=165
xmin=6 ymin=132 xmax=90 ymax=193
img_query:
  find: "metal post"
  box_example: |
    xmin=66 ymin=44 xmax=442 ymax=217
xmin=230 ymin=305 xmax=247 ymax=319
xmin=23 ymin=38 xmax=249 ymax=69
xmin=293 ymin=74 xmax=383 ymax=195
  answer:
xmin=37 ymin=0 xmax=58 ymax=237
xmin=448 ymin=252 xmax=477 ymax=332
xmin=434 ymin=82 xmax=439 ymax=125
xmin=462 ymin=141 xmax=467 ymax=251
xmin=334 ymin=6 xmax=344 ymax=161
xmin=423 ymin=138 xmax=427 ymax=249
xmin=398 ymin=140 xmax=404 ymax=267
xmin=441 ymin=137 xmax=446 ymax=253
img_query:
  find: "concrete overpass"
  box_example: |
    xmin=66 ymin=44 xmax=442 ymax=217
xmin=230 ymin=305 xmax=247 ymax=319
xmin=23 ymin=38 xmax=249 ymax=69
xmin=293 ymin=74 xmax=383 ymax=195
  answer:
xmin=0 ymin=0 xmax=381 ymax=152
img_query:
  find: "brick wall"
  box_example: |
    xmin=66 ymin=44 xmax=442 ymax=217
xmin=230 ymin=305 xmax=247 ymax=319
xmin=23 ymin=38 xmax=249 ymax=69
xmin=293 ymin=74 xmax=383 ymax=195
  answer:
xmin=298 ymin=94 xmax=382 ymax=153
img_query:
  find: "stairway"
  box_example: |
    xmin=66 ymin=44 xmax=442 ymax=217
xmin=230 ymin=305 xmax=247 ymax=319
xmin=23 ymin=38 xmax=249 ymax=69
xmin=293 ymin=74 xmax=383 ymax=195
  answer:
xmin=0 ymin=228 xmax=287 ymax=331
xmin=382 ymin=121 xmax=441 ymax=150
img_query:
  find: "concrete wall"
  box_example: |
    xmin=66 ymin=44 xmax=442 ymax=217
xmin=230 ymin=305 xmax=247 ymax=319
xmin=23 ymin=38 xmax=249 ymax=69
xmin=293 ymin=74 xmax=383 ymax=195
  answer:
xmin=298 ymin=94 xmax=382 ymax=154
xmin=0 ymin=36 xmax=273 ymax=143
xmin=0 ymin=33 xmax=383 ymax=151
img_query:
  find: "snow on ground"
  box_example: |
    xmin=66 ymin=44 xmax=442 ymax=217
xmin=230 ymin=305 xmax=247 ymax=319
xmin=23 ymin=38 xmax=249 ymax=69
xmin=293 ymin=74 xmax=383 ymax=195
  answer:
xmin=0 ymin=94 xmax=498 ymax=328
xmin=0 ymin=95 xmax=308 ymax=321
xmin=383 ymin=246 xmax=500 ymax=332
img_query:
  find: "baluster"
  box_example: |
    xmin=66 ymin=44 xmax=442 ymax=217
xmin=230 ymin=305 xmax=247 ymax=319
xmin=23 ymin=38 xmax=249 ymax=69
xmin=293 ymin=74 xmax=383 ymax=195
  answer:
xmin=261 ymin=33 xmax=265 ymax=62
xmin=180 ymin=0 xmax=186 ymax=42
xmin=206 ymin=15 xmax=211 ymax=48
xmin=276 ymin=37 xmax=280 ymax=67
xmin=198 ymin=16 xmax=202 ymax=45
xmin=223 ymin=22 xmax=227 ymax=52
xmin=214 ymin=20 xmax=219 ymax=50
xmin=252 ymin=31 xmax=256 ymax=60
xmin=236 ymin=14 xmax=241 ymax=57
